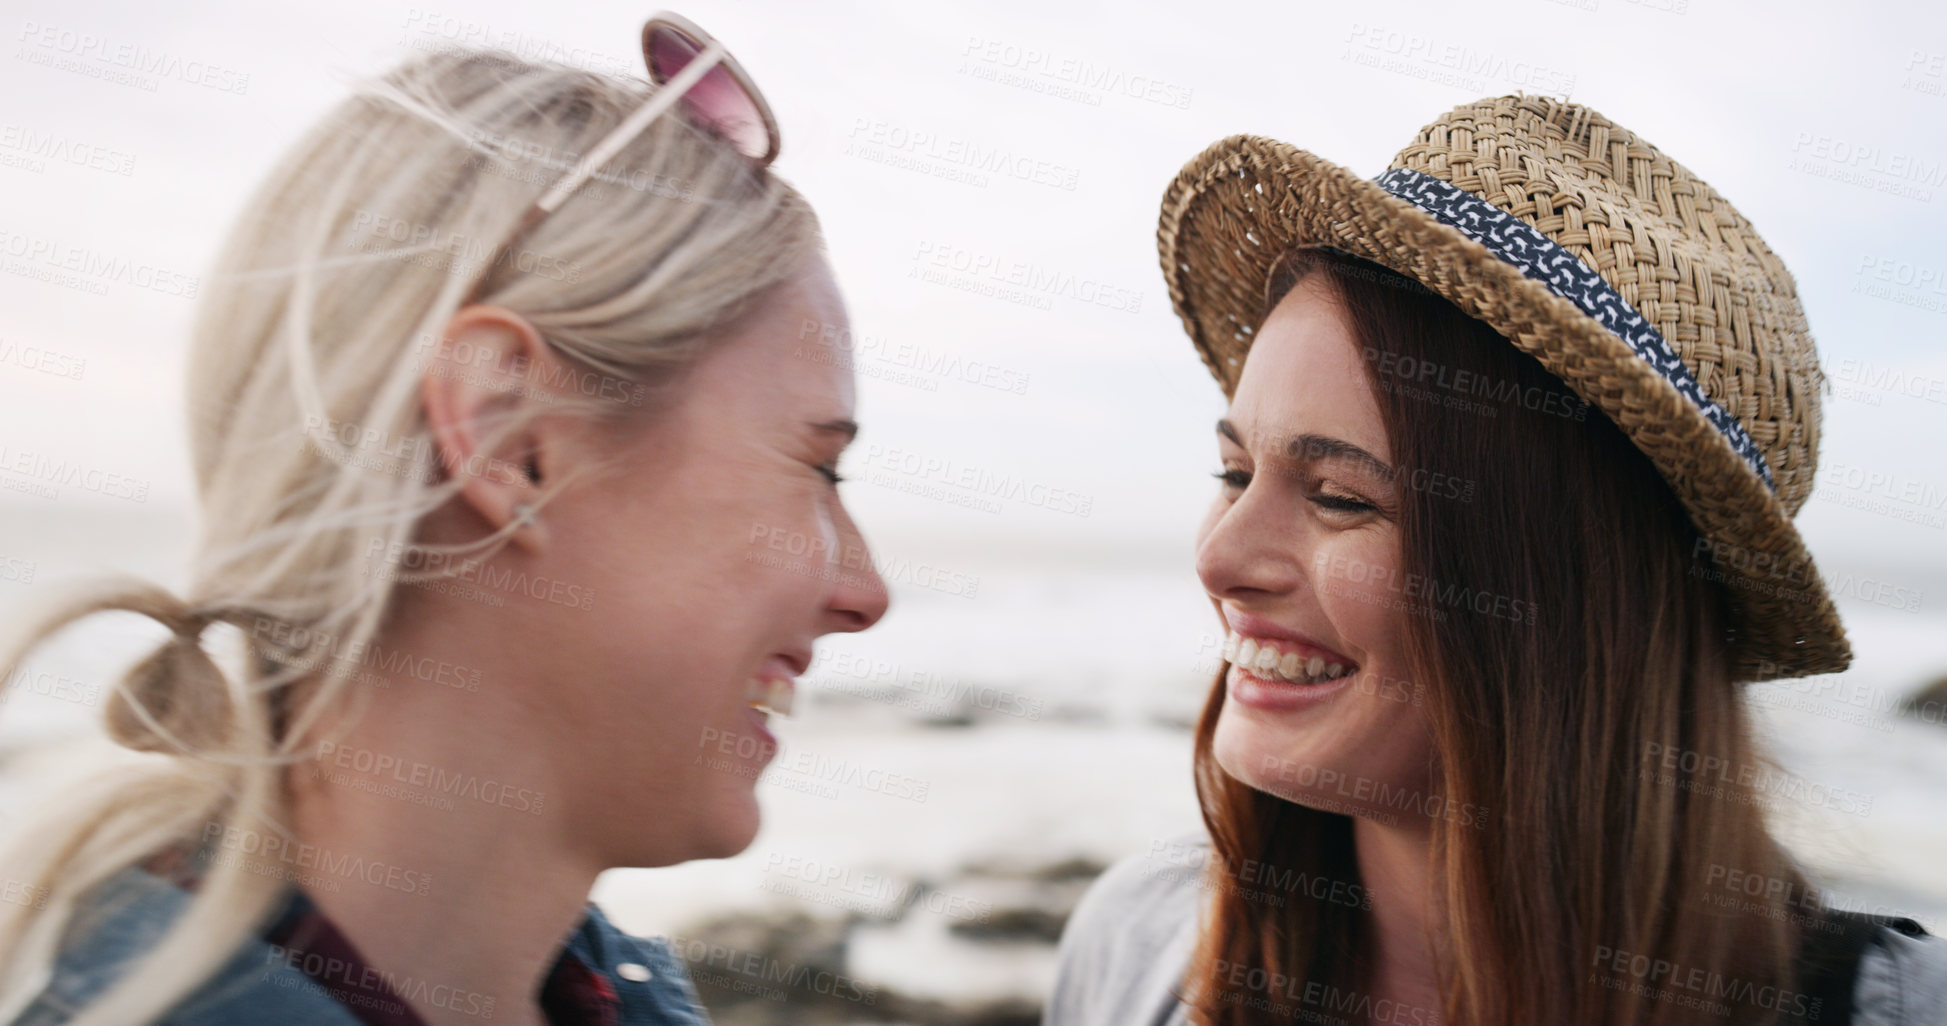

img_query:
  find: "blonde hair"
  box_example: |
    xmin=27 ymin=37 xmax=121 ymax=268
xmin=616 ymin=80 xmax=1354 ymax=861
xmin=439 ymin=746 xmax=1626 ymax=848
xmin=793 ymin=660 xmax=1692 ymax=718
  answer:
xmin=0 ymin=44 xmax=821 ymax=1025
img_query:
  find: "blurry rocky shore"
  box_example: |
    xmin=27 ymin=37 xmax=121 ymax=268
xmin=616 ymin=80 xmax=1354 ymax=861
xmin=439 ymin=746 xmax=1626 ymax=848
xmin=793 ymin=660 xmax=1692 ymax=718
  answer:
xmin=676 ymin=852 xmax=1103 ymax=1026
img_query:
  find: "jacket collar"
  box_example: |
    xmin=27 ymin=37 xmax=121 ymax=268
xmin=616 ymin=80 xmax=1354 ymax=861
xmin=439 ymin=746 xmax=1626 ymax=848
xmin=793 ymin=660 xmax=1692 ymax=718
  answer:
xmin=35 ymin=861 xmax=709 ymax=1026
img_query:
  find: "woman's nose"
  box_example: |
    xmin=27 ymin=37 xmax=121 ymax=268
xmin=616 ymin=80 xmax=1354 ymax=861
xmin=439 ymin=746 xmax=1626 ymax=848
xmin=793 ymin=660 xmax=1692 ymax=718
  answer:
xmin=824 ymin=508 xmax=889 ymax=633
xmin=1195 ymin=489 xmax=1306 ymax=603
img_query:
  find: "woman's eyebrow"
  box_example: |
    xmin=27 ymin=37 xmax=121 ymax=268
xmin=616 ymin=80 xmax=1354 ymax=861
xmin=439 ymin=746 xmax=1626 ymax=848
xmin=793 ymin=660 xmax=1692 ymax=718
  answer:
xmin=1216 ymin=419 xmax=1393 ymax=479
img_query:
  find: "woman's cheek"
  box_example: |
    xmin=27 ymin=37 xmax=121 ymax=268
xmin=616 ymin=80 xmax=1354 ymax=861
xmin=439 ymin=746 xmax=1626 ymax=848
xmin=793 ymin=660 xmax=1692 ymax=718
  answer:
xmin=1311 ymin=536 xmax=1399 ymax=640
xmin=815 ymin=498 xmax=840 ymax=565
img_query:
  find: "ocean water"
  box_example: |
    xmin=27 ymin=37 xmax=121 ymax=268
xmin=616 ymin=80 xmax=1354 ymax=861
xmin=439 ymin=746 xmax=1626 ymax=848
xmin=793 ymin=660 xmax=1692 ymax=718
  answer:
xmin=0 ymin=502 xmax=1943 ymax=1008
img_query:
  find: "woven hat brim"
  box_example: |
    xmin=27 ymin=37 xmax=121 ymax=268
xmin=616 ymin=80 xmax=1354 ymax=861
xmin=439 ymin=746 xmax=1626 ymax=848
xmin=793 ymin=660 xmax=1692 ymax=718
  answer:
xmin=1157 ymin=134 xmax=1850 ymax=683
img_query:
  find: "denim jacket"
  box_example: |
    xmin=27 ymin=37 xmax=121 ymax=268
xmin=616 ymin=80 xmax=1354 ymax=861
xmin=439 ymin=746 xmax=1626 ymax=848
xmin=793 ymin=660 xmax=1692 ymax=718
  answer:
xmin=6 ymin=859 xmax=712 ymax=1026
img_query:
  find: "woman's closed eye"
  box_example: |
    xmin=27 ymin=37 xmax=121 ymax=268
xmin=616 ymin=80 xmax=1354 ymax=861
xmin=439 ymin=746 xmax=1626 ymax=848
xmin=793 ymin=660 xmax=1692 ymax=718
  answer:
xmin=1310 ymin=492 xmax=1377 ymax=513
xmin=1211 ymin=467 xmax=1378 ymax=514
xmin=1212 ymin=468 xmax=1251 ymax=490
xmin=816 ymin=463 xmax=846 ymax=486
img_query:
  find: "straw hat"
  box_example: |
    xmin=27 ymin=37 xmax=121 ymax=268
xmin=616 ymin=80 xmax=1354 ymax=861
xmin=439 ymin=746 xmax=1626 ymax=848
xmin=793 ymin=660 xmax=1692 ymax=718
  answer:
xmin=1157 ymin=93 xmax=1845 ymax=683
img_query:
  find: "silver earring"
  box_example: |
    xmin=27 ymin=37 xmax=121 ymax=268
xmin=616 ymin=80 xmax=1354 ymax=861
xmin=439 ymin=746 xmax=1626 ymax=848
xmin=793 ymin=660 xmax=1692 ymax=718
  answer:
xmin=511 ymin=503 xmax=536 ymax=528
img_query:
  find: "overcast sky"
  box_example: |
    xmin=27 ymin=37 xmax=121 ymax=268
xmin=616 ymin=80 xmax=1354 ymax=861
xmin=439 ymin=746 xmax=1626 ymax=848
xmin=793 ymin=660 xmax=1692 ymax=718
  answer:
xmin=2 ymin=0 xmax=1944 ymax=594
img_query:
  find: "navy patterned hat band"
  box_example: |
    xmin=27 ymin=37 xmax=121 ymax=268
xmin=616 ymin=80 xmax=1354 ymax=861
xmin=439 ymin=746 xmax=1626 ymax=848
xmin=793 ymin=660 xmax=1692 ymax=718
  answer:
xmin=1370 ymin=167 xmax=1775 ymax=493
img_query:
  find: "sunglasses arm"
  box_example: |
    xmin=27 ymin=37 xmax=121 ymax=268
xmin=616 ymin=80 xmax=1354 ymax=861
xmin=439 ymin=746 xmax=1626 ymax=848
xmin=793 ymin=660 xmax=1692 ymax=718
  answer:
xmin=532 ymin=39 xmax=728 ymax=215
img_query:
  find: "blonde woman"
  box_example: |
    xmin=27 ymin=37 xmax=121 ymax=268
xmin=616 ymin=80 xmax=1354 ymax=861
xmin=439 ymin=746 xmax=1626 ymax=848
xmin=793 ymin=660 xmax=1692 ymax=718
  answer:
xmin=0 ymin=13 xmax=887 ymax=1026
xmin=1050 ymin=97 xmax=1947 ymax=1025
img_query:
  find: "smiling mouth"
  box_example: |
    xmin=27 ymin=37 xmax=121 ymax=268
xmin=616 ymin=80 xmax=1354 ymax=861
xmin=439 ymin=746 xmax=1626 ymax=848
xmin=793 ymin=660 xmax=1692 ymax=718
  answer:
xmin=745 ymin=676 xmax=795 ymax=717
xmin=1224 ymin=631 xmax=1357 ymax=685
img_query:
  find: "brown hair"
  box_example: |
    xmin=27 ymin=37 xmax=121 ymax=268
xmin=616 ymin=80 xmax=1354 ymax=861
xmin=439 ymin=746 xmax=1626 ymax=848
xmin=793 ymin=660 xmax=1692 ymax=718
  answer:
xmin=1180 ymin=246 xmax=1815 ymax=1025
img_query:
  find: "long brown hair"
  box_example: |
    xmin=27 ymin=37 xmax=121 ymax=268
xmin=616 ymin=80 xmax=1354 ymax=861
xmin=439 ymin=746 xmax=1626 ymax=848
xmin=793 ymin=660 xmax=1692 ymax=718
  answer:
xmin=1181 ymin=246 xmax=1817 ymax=1026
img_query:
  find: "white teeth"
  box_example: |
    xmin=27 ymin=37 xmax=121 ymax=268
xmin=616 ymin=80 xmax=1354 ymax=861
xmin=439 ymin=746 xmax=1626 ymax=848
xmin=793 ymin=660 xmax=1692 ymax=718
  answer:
xmin=746 ymin=676 xmax=794 ymax=718
xmin=1225 ymin=631 xmax=1355 ymax=685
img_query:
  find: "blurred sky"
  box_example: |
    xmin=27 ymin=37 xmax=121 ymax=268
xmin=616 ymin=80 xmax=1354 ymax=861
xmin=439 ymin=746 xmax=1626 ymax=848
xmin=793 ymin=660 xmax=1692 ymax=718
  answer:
xmin=1 ymin=0 xmax=1944 ymax=634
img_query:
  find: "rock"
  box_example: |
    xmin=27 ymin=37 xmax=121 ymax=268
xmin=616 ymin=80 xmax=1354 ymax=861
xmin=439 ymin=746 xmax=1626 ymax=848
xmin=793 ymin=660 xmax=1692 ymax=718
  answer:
xmin=669 ymin=854 xmax=1115 ymax=1024
xmin=1901 ymin=674 xmax=1947 ymax=725
xmin=939 ymin=855 xmax=1108 ymax=943
xmin=671 ymin=910 xmax=862 ymax=1025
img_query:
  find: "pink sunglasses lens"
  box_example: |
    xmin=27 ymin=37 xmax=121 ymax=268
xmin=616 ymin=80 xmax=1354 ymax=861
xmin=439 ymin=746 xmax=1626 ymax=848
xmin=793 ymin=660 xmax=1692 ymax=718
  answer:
xmin=648 ymin=25 xmax=769 ymax=161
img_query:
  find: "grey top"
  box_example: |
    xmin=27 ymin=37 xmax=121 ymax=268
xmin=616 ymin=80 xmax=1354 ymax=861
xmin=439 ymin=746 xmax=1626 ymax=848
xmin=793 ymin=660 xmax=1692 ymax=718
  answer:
xmin=1045 ymin=833 xmax=1947 ymax=1026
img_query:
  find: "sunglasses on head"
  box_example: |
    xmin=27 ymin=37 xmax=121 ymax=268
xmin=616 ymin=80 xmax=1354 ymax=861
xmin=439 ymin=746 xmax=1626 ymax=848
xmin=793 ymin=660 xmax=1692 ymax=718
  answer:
xmin=463 ymin=11 xmax=778 ymax=303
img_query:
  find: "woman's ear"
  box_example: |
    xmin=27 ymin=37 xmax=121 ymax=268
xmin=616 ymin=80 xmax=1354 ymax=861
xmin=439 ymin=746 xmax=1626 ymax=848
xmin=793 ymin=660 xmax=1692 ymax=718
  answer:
xmin=420 ymin=304 xmax=558 ymax=551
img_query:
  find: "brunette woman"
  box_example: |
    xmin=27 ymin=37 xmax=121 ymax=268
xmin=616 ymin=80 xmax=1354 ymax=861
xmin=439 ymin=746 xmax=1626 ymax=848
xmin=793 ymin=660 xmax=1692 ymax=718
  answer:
xmin=1049 ymin=95 xmax=1946 ymax=1026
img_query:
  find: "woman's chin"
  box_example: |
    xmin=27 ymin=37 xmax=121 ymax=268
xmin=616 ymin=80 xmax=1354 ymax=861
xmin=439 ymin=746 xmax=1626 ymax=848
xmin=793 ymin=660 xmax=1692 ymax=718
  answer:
xmin=1212 ymin=713 xmax=1346 ymax=805
xmin=696 ymin=789 xmax=763 ymax=859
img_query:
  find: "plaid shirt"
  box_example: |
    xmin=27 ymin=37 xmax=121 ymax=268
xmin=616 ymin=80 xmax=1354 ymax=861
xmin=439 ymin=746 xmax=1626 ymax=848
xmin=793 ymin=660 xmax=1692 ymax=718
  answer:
xmin=107 ymin=840 xmax=688 ymax=1026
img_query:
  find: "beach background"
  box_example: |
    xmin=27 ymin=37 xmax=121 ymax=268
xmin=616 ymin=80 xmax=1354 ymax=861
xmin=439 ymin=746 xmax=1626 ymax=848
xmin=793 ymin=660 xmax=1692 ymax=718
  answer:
xmin=2 ymin=0 xmax=1945 ymax=1021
